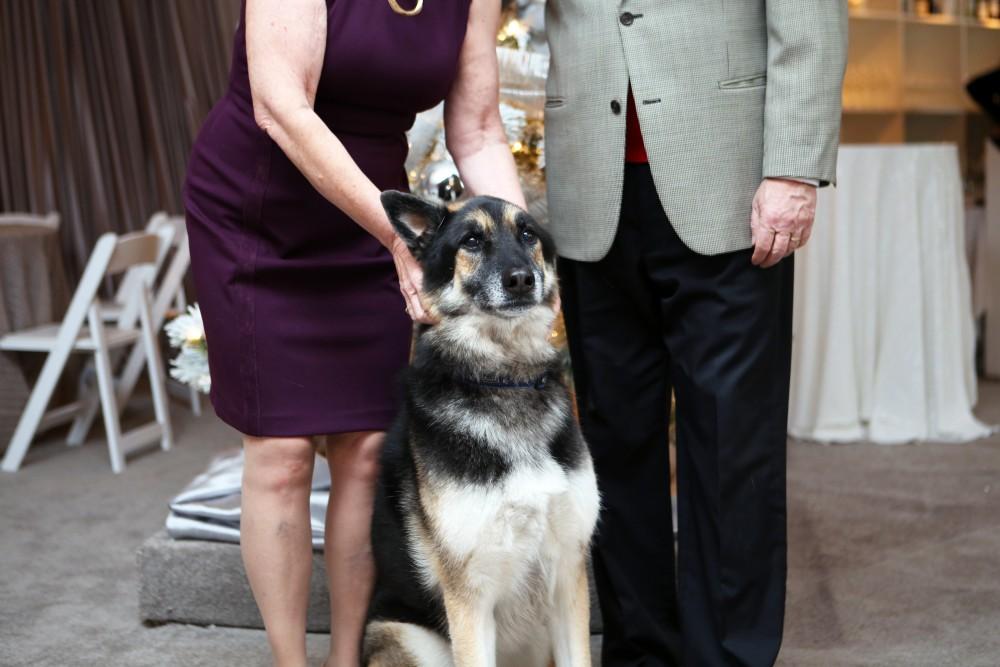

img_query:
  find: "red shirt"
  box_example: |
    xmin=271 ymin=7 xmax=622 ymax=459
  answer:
xmin=625 ymin=86 xmax=648 ymax=164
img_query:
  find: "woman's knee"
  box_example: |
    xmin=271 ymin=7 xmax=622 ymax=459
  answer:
xmin=243 ymin=436 xmax=316 ymax=496
xmin=327 ymin=431 xmax=384 ymax=485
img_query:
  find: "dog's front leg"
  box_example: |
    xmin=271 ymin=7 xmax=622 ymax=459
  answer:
xmin=549 ymin=558 xmax=591 ymax=667
xmin=443 ymin=589 xmax=497 ymax=667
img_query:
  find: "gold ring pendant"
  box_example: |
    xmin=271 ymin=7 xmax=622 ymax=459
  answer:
xmin=388 ymin=0 xmax=423 ymax=16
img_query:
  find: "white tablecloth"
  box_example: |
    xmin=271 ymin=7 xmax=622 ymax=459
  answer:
xmin=789 ymin=144 xmax=993 ymax=444
xmin=984 ymin=142 xmax=1000 ymax=378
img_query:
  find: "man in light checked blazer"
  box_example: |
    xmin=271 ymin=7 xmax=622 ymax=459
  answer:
xmin=544 ymin=1 xmax=848 ymax=665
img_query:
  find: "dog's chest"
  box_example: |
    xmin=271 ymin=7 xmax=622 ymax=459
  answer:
xmin=417 ymin=460 xmax=599 ymax=596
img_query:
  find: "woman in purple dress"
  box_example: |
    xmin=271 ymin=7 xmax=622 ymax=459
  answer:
xmin=183 ymin=0 xmax=525 ymax=663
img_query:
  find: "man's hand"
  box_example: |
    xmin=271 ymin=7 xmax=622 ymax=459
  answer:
xmin=750 ymin=178 xmax=817 ymax=268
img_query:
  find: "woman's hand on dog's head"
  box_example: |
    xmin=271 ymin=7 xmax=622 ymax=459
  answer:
xmin=390 ymin=236 xmax=438 ymax=324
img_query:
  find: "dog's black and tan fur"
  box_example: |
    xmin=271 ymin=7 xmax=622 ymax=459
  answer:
xmin=362 ymin=192 xmax=600 ymax=667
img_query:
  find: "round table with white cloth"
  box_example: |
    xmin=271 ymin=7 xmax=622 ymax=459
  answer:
xmin=788 ymin=144 xmax=993 ymax=444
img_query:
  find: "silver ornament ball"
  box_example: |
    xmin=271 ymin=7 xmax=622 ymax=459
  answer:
xmin=419 ymin=159 xmax=464 ymax=203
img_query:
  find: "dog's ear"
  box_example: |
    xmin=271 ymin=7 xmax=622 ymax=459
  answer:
xmin=381 ymin=191 xmax=447 ymax=258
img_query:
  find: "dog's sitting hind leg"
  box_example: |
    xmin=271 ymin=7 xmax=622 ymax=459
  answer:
xmin=363 ymin=621 xmax=454 ymax=667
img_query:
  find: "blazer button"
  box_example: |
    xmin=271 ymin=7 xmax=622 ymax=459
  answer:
xmin=610 ymin=99 xmax=622 ymax=114
xmin=620 ymin=12 xmax=634 ymax=26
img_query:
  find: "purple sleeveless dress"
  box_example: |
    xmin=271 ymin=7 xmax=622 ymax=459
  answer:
xmin=183 ymin=0 xmax=471 ymax=437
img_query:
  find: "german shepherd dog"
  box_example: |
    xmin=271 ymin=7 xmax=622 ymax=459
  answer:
xmin=362 ymin=192 xmax=600 ymax=667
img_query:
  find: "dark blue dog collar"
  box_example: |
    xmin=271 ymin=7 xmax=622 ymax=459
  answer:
xmin=458 ymin=374 xmax=549 ymax=390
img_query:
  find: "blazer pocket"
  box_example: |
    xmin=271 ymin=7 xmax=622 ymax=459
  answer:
xmin=718 ymin=73 xmax=767 ymax=90
xmin=545 ymin=97 xmax=567 ymax=109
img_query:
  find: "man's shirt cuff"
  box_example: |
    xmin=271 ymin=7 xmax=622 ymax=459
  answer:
xmin=772 ymin=177 xmax=820 ymax=187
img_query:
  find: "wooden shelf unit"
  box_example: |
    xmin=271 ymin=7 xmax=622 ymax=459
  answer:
xmin=843 ymin=1 xmax=1000 ymax=188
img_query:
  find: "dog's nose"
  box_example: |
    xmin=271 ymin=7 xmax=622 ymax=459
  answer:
xmin=502 ymin=267 xmax=535 ymax=296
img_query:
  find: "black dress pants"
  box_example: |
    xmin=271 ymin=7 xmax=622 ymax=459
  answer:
xmin=560 ymin=164 xmax=793 ymax=667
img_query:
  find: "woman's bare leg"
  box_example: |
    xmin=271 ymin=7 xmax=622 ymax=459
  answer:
xmin=241 ymin=435 xmax=317 ymax=667
xmin=323 ymin=430 xmax=384 ymax=667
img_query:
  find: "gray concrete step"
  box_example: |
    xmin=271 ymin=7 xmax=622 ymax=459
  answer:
xmin=137 ymin=531 xmax=604 ymax=635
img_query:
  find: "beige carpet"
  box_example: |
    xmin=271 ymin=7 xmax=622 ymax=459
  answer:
xmin=1 ymin=383 xmax=998 ymax=666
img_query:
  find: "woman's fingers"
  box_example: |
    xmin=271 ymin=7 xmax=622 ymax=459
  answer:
xmin=404 ymin=286 xmax=432 ymax=324
xmin=403 ymin=262 xmax=433 ymax=323
xmin=395 ymin=253 xmax=436 ymax=324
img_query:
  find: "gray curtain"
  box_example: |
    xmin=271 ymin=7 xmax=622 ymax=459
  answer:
xmin=0 ymin=0 xmax=241 ymax=280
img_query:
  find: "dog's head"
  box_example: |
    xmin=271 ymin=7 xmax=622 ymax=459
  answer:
xmin=382 ymin=191 xmax=558 ymax=321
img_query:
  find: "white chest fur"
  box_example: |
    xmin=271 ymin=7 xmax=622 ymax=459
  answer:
xmin=409 ymin=458 xmax=600 ymax=650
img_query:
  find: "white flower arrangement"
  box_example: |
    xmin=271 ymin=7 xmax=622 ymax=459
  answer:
xmin=164 ymin=304 xmax=211 ymax=394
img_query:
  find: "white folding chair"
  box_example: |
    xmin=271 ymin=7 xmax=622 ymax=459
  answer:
xmin=0 ymin=212 xmax=60 ymax=229
xmin=67 ymin=212 xmax=200 ymax=446
xmin=147 ymin=214 xmax=201 ymax=417
xmin=94 ymin=213 xmax=174 ymax=325
xmin=1 ymin=232 xmax=174 ymax=473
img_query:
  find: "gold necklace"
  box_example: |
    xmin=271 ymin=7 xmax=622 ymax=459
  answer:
xmin=387 ymin=0 xmax=423 ymax=16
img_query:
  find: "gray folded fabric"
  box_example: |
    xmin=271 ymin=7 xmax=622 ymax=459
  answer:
xmin=166 ymin=450 xmax=331 ymax=549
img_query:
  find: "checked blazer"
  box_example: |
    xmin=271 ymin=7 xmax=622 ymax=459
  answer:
xmin=544 ymin=0 xmax=849 ymax=259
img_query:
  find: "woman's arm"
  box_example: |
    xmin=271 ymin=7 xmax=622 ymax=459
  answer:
xmin=444 ymin=0 xmax=526 ymax=209
xmin=246 ymin=0 xmax=430 ymax=321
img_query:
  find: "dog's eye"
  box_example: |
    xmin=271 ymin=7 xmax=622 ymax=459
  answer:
xmin=460 ymin=234 xmax=482 ymax=251
xmin=520 ymin=228 xmax=538 ymax=245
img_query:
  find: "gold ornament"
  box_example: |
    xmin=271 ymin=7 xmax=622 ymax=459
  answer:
xmin=388 ymin=0 xmax=423 ymax=16
xmin=497 ymin=18 xmax=529 ymax=50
